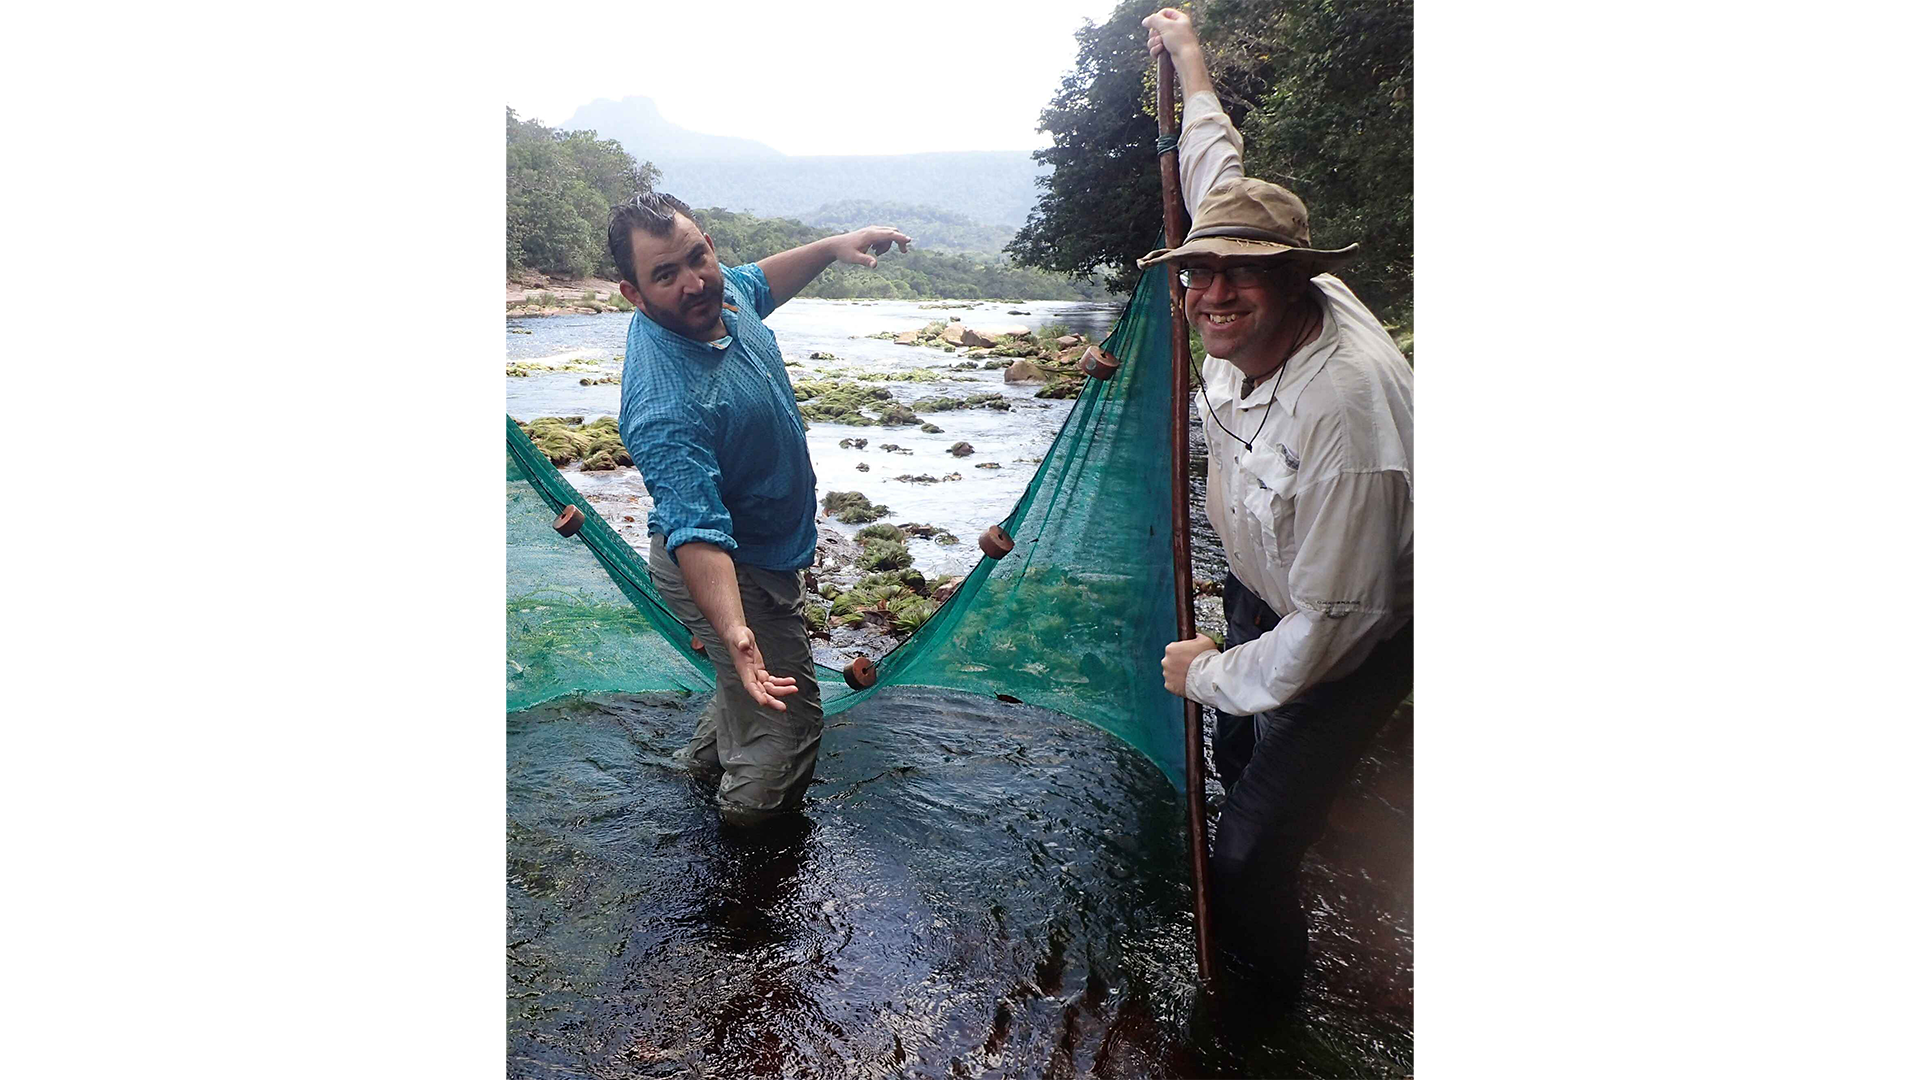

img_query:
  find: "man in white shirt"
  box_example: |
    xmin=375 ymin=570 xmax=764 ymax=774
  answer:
xmin=1143 ymin=8 xmax=1414 ymax=999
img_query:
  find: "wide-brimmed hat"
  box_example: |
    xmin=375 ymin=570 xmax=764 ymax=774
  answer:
xmin=1137 ymin=176 xmax=1358 ymax=273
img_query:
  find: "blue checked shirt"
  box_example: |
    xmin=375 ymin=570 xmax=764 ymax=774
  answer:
xmin=618 ymin=263 xmax=818 ymax=571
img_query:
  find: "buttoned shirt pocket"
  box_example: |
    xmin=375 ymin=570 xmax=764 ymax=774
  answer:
xmin=1241 ymin=444 xmax=1301 ymax=568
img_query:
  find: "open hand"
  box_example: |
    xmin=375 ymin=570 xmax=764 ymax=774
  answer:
xmin=725 ymin=625 xmax=800 ymax=710
xmin=1161 ymin=633 xmax=1219 ymax=698
xmin=835 ymin=226 xmax=913 ymax=268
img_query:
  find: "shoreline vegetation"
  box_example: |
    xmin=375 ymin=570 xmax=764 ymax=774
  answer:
xmin=508 ymin=107 xmax=1108 ymax=307
xmin=503 ymin=273 xmax=1105 ymax=317
xmin=507 ymin=0 xmax=1409 ymax=324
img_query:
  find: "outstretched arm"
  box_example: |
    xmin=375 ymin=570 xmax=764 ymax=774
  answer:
xmin=1144 ymin=7 xmax=1243 ymax=217
xmin=1144 ymin=7 xmax=1215 ymax=99
xmin=756 ymin=226 xmax=914 ymax=309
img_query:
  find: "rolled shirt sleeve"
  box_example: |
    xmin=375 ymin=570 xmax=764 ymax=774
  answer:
xmin=725 ymin=262 xmax=777 ymax=321
xmin=619 ymin=405 xmax=736 ymax=561
xmin=1185 ymin=468 xmax=1411 ymax=715
xmin=1179 ymin=91 xmax=1245 ymax=221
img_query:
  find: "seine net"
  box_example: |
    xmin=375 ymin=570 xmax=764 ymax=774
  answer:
xmin=506 ymin=265 xmax=1186 ymax=789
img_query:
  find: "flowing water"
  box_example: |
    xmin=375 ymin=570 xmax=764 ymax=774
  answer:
xmin=506 ymin=299 xmax=1413 ymax=1078
xmin=508 ymin=298 xmax=1124 ymax=580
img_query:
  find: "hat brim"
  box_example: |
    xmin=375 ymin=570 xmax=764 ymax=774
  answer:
xmin=1136 ymin=235 xmax=1359 ymax=273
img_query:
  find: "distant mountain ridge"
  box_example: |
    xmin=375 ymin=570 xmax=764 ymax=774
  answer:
xmin=798 ymin=200 xmax=1016 ymax=256
xmin=559 ymin=96 xmax=1047 ymax=231
xmin=562 ymin=96 xmax=783 ymax=159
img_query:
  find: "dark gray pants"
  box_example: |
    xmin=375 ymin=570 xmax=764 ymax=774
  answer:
xmin=648 ymin=536 xmax=823 ymax=826
xmin=1212 ymin=573 xmax=1412 ymax=994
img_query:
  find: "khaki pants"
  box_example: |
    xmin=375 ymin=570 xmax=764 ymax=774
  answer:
xmin=648 ymin=535 xmax=823 ymax=825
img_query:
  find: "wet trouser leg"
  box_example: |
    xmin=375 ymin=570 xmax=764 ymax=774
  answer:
xmin=1212 ymin=572 xmax=1413 ymax=995
xmin=648 ymin=536 xmax=824 ymax=826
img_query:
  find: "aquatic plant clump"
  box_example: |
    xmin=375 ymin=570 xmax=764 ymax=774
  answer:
xmin=889 ymin=598 xmax=935 ymax=634
xmin=794 ymin=380 xmax=895 ymax=426
xmin=821 ymin=490 xmax=891 ymax=524
xmin=855 ymin=523 xmax=906 ymax=545
xmin=898 ymin=522 xmax=960 ymax=546
xmin=855 ymin=368 xmax=944 ymax=383
xmin=520 ymin=416 xmax=630 ymax=468
xmin=856 ymin=539 xmax=912 ymax=571
xmin=802 ymin=604 xmax=829 ymax=633
xmin=857 ymin=568 xmax=927 ymax=595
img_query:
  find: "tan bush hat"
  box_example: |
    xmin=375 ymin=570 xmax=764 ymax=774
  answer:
xmin=1137 ymin=176 xmax=1359 ymax=273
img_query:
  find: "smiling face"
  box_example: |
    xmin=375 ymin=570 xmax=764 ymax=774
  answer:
xmin=618 ymin=212 xmax=727 ymax=341
xmin=1180 ymin=257 xmax=1308 ymax=376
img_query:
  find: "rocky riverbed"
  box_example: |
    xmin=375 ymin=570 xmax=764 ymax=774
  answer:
xmin=507 ymin=296 xmax=1227 ymax=670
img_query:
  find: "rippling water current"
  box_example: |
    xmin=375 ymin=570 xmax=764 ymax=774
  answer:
xmin=508 ymin=688 xmax=1411 ymax=1078
xmin=508 ymin=300 xmax=1412 ymax=1078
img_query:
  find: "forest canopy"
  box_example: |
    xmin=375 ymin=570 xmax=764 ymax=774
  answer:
xmin=507 ymin=110 xmax=1102 ymax=301
xmin=1009 ymin=0 xmax=1413 ymax=328
xmin=699 ymin=208 xmax=1105 ymax=301
xmin=506 ymin=108 xmax=656 ymax=280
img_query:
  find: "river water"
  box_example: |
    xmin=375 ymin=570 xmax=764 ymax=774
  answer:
xmin=506 ymin=298 xmax=1413 ymax=1078
xmin=509 ymin=298 xmax=1126 ymax=581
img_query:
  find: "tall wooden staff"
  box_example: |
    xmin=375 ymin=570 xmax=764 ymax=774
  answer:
xmin=1157 ymin=50 xmax=1216 ymax=983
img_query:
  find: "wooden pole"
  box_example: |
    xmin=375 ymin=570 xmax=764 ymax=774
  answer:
xmin=1157 ymin=50 xmax=1216 ymax=985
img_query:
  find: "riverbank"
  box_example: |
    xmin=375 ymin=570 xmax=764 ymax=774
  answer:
xmin=506 ymin=271 xmax=1122 ymax=318
xmin=507 ymin=272 xmax=629 ymax=316
xmin=510 ymin=307 xmax=1171 ymax=669
xmin=506 ymin=295 xmax=1225 ymax=663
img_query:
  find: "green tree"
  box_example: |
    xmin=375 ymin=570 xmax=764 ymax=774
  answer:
xmin=1007 ymin=0 xmax=1168 ymax=297
xmin=506 ymin=108 xmax=658 ymax=278
xmin=697 ymin=205 xmax=1103 ymax=301
xmin=1011 ymin=0 xmax=1413 ymax=326
xmin=1227 ymin=0 xmax=1413 ymax=325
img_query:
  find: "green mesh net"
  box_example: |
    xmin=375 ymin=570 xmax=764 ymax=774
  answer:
xmin=507 ymin=266 xmax=1186 ymax=789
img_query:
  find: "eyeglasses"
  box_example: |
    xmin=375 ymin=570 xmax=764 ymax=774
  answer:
xmin=1177 ymin=265 xmax=1271 ymax=290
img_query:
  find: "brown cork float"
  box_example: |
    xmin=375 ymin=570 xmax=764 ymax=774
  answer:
xmin=1078 ymin=344 xmax=1120 ymax=381
xmin=552 ymin=505 xmax=585 ymax=537
xmin=978 ymin=525 xmax=1014 ymax=559
xmin=843 ymin=655 xmax=877 ymax=689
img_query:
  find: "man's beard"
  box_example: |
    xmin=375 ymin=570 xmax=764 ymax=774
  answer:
xmin=647 ymin=288 xmax=723 ymax=340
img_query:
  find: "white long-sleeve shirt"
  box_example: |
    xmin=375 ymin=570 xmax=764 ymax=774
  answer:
xmin=1175 ymin=92 xmax=1415 ymax=716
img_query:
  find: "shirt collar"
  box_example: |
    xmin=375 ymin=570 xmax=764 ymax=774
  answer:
xmin=1273 ymin=297 xmax=1338 ymax=417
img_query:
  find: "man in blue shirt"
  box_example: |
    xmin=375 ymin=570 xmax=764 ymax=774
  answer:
xmin=609 ymin=191 xmax=911 ymax=827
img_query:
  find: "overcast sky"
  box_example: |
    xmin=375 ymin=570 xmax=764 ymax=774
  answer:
xmin=505 ymin=0 xmax=1130 ymax=156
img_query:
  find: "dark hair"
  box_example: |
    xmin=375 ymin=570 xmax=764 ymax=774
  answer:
xmin=607 ymin=191 xmax=698 ymax=286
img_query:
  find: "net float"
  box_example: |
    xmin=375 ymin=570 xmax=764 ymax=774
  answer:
xmin=844 ymin=655 xmax=877 ymax=689
xmin=979 ymin=525 xmax=1014 ymax=559
xmin=1078 ymin=344 xmax=1120 ymax=381
xmin=552 ymin=505 xmax=585 ymax=537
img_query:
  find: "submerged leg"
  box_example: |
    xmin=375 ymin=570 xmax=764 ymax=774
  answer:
xmin=1209 ymin=622 xmax=1413 ymax=997
xmin=648 ymin=536 xmax=822 ymax=827
xmin=712 ymin=563 xmax=823 ymax=826
xmin=677 ymin=696 xmax=723 ymax=786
